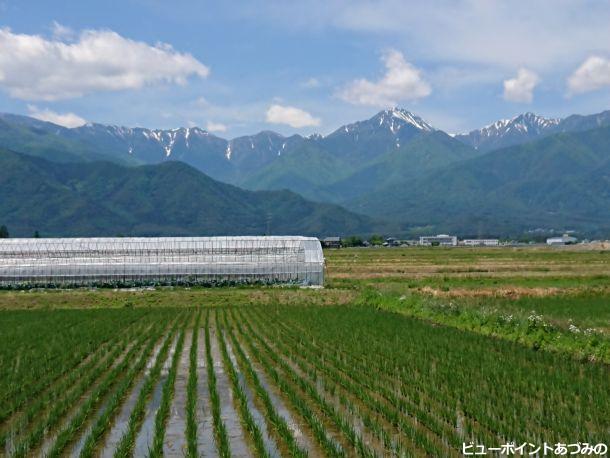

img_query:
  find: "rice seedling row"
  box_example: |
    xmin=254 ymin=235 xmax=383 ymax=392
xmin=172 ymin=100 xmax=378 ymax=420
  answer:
xmin=203 ymin=310 xmax=231 ymax=457
xmin=10 ymin=325 xmax=154 ymax=457
xmin=269 ymin=313 xmax=512 ymax=449
xmin=112 ymin=312 xmax=188 ymax=457
xmin=0 ymin=309 xmax=147 ymax=424
xmin=77 ymin=315 xmax=175 ymax=458
xmin=45 ymin=325 xmax=156 ymax=458
xmin=215 ymin=310 xmax=272 ymax=458
xmin=228 ymin=309 xmax=347 ymax=458
xmin=245 ymin=307 xmax=463 ymax=454
xmin=234 ymin=309 xmax=382 ymax=458
xmin=243 ymin=309 xmax=421 ymax=457
xmin=149 ymin=320 xmax=186 ymax=457
xmin=220 ymin=309 xmax=309 ymax=458
xmin=249 ymin=305 xmax=609 ymax=449
xmin=185 ymin=310 xmax=201 ymax=457
xmin=0 ymin=319 xmax=149 ymax=452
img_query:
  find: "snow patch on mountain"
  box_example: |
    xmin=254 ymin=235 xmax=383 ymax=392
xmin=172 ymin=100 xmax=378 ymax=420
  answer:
xmin=225 ymin=143 xmax=232 ymax=160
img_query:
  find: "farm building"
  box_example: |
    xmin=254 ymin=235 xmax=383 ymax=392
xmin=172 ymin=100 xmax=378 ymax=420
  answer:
xmin=0 ymin=236 xmax=324 ymax=288
xmin=419 ymin=234 xmax=458 ymax=247
xmin=321 ymin=237 xmax=342 ymax=248
xmin=546 ymin=234 xmax=578 ymax=246
xmin=462 ymin=239 xmax=500 ymax=247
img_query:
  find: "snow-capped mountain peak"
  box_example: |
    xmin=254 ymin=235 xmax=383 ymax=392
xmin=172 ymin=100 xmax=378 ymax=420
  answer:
xmin=373 ymin=108 xmax=434 ymax=133
xmin=328 ymin=108 xmax=435 ymax=143
xmin=472 ymin=112 xmax=560 ymax=138
xmin=457 ymin=112 xmax=562 ymax=151
xmin=387 ymin=108 xmax=434 ymax=131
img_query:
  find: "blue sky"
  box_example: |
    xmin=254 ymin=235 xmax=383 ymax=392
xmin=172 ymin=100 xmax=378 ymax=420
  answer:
xmin=1 ymin=0 xmax=609 ymax=137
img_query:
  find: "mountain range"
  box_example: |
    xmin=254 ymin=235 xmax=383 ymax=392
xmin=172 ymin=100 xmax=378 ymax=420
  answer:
xmin=1 ymin=107 xmax=610 ymax=237
xmin=353 ymin=126 xmax=610 ymax=236
xmin=455 ymin=110 xmax=610 ymax=152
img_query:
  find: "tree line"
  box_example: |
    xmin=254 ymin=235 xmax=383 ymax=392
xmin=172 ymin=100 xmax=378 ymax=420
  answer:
xmin=0 ymin=227 xmax=43 ymax=238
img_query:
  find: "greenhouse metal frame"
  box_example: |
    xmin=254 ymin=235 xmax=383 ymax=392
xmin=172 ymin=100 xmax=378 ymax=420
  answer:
xmin=0 ymin=236 xmax=325 ymax=288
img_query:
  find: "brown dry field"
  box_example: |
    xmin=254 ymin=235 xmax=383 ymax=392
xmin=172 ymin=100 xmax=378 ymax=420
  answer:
xmin=0 ymin=245 xmax=608 ymax=310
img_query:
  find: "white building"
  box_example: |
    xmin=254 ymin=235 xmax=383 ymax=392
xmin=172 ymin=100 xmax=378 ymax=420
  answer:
xmin=419 ymin=234 xmax=458 ymax=247
xmin=462 ymin=239 xmax=500 ymax=247
xmin=546 ymin=234 xmax=578 ymax=246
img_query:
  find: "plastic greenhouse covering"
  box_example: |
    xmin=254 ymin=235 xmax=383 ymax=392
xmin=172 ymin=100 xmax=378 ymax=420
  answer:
xmin=0 ymin=236 xmax=325 ymax=288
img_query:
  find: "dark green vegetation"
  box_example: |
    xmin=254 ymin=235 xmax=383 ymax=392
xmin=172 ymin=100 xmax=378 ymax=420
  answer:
xmin=0 ymin=148 xmax=375 ymax=237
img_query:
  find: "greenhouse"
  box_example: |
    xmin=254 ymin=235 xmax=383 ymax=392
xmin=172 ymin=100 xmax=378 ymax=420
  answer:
xmin=0 ymin=236 xmax=325 ymax=288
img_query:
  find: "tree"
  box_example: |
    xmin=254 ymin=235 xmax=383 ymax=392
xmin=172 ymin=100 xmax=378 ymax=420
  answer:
xmin=369 ymin=234 xmax=384 ymax=246
xmin=0 ymin=225 xmax=8 ymax=238
xmin=342 ymin=236 xmax=364 ymax=247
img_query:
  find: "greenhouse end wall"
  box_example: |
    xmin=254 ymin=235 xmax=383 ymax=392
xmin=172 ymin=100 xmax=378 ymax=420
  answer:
xmin=0 ymin=236 xmax=325 ymax=288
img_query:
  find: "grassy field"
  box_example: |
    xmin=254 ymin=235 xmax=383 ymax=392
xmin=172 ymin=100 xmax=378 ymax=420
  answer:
xmin=0 ymin=246 xmax=609 ymax=457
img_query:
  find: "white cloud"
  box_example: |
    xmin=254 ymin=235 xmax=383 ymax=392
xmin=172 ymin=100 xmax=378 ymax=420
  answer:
xmin=27 ymin=105 xmax=87 ymax=128
xmin=206 ymin=121 xmax=227 ymax=133
xmin=265 ymin=104 xmax=320 ymax=128
xmin=0 ymin=27 xmax=209 ymax=101
xmin=568 ymin=56 xmax=610 ymax=94
xmin=244 ymin=1 xmax=610 ymax=69
xmin=51 ymin=21 xmax=74 ymax=40
xmin=503 ymin=68 xmax=539 ymax=103
xmin=337 ymin=49 xmax=431 ymax=106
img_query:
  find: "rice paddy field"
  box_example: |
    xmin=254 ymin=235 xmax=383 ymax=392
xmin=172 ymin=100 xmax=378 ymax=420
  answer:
xmin=1 ymin=246 xmax=609 ymax=457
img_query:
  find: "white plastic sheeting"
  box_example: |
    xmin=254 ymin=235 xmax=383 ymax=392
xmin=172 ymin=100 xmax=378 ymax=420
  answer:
xmin=0 ymin=236 xmax=324 ymax=287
